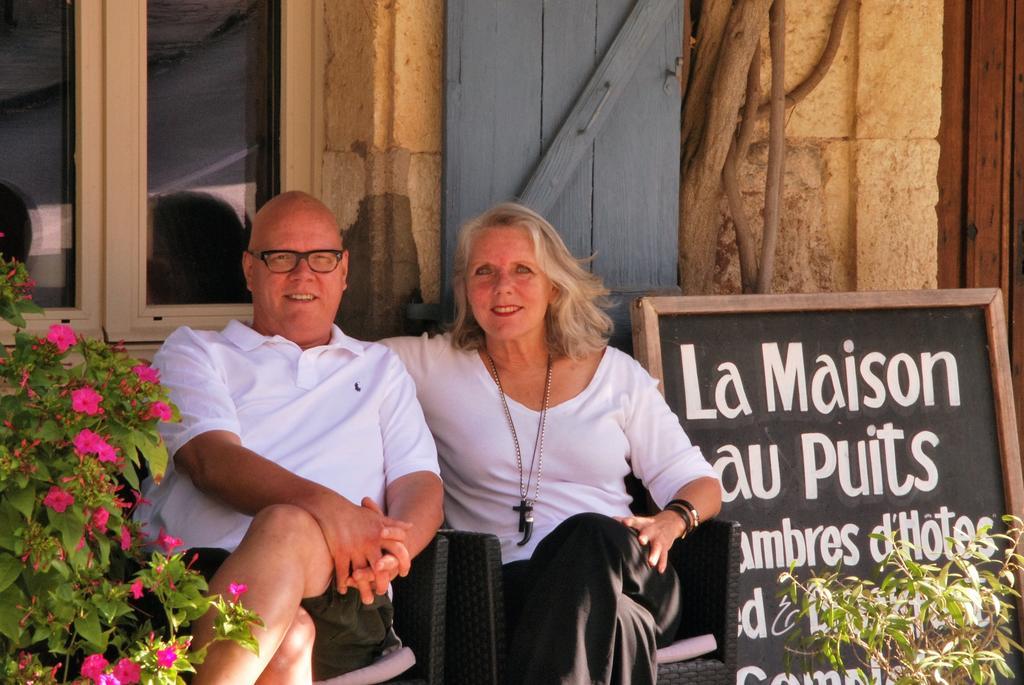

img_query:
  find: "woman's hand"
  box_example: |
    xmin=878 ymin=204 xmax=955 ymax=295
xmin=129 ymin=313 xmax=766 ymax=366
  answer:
xmin=616 ymin=510 xmax=687 ymax=573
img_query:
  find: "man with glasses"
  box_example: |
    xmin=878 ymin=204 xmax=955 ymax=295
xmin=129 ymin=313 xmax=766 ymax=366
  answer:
xmin=136 ymin=191 xmax=443 ymax=684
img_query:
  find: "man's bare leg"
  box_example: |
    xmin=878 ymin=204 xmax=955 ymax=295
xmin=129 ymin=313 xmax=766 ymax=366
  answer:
xmin=190 ymin=504 xmax=334 ymax=684
xmin=255 ymin=607 xmax=315 ymax=685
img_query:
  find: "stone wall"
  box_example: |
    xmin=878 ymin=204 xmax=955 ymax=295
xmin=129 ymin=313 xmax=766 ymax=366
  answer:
xmin=319 ymin=0 xmax=944 ymax=337
xmin=714 ymin=0 xmax=942 ymax=294
xmin=320 ymin=0 xmax=442 ymax=339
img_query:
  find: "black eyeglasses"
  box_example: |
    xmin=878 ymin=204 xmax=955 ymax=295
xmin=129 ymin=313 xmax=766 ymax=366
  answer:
xmin=249 ymin=249 xmax=345 ymax=273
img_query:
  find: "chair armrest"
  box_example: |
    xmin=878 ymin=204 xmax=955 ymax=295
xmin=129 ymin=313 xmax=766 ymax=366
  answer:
xmin=390 ymin=534 xmax=449 ymax=685
xmin=667 ymin=519 xmax=740 ymax=669
xmin=438 ymin=529 xmax=506 ymax=685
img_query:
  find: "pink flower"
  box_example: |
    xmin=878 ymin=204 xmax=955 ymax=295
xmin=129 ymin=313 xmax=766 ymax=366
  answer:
xmin=92 ymin=507 xmax=110 ymax=530
xmin=74 ymin=429 xmax=118 ymax=463
xmin=157 ymin=529 xmax=182 ymax=554
xmin=98 ymin=674 xmax=121 ymax=685
xmin=146 ymin=401 xmax=172 ymax=422
xmin=80 ymin=653 xmax=109 ymax=681
xmin=120 ymin=525 xmax=132 ymax=551
xmin=95 ymin=441 xmax=119 ymax=463
xmin=71 ymin=387 xmax=104 ymax=415
xmin=113 ymin=659 xmax=140 ymax=684
xmin=129 ymin=579 xmax=144 ymax=600
xmin=229 ymin=582 xmax=248 ymax=601
xmin=73 ymin=429 xmax=106 ymax=455
xmin=131 ymin=364 xmax=160 ymax=384
xmin=42 ymin=486 xmax=74 ymax=513
xmin=156 ymin=646 xmax=177 ymax=669
xmin=45 ymin=324 xmax=76 ymax=353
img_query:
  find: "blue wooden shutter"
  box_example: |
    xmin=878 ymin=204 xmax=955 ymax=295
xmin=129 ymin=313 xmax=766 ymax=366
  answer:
xmin=443 ymin=0 xmax=683 ymax=352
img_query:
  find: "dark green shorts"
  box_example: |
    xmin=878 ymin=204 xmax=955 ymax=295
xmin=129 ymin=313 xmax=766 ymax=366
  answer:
xmin=190 ymin=548 xmax=395 ymax=681
xmin=301 ymin=584 xmax=396 ymax=680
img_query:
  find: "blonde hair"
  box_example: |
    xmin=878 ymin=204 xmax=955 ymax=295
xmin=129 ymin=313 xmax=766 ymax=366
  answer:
xmin=450 ymin=202 xmax=612 ymax=359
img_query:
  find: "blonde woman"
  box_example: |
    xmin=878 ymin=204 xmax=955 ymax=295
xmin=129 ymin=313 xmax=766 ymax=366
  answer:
xmin=384 ymin=202 xmax=721 ymax=685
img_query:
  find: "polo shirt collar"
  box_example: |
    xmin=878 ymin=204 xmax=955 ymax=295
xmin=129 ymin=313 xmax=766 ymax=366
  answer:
xmin=222 ymin=319 xmax=366 ymax=356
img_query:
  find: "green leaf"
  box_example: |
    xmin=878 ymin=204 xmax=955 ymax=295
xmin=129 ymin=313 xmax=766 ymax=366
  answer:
xmin=35 ymin=420 xmax=64 ymax=442
xmin=137 ymin=434 xmax=169 ymax=480
xmin=92 ymin=592 xmax=125 ymax=624
xmin=0 ymin=585 xmax=25 ymax=642
xmin=96 ymin=533 xmax=111 ymax=568
xmin=122 ymin=460 xmax=141 ymax=491
xmin=74 ymin=610 xmax=105 ymax=650
xmin=50 ymin=508 xmax=84 ymax=552
xmin=48 ymin=559 xmax=70 ymax=582
xmin=0 ymin=301 xmax=26 ymax=329
xmin=0 ymin=553 xmax=22 ymax=594
xmin=7 ymin=485 xmax=35 ymax=519
xmin=0 ymin=502 xmax=22 ymax=550
xmin=18 ymin=300 xmax=43 ymax=316
xmin=0 ymin=395 xmax=20 ymax=419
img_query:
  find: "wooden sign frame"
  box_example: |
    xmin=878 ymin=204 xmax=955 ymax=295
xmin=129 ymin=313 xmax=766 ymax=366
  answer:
xmin=631 ymin=288 xmax=1024 ymax=654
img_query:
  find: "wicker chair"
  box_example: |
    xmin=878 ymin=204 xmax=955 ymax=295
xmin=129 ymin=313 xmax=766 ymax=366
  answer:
xmin=440 ymin=520 xmax=739 ymax=685
xmin=656 ymin=518 xmax=740 ymax=684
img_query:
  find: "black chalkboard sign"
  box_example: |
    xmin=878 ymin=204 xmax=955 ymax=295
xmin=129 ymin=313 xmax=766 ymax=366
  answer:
xmin=632 ymin=289 xmax=1024 ymax=683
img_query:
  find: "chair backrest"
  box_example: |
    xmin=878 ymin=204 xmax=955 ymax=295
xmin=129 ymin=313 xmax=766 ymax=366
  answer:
xmin=439 ymin=529 xmax=505 ymax=685
xmin=390 ymin=534 xmax=449 ymax=684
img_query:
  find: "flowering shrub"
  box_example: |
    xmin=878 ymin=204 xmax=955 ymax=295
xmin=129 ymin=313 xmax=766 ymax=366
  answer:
xmin=0 ymin=255 xmax=260 ymax=683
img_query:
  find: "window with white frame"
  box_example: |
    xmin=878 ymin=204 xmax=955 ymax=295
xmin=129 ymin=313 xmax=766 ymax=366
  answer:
xmin=0 ymin=0 xmax=75 ymax=311
xmin=0 ymin=0 xmax=321 ymax=344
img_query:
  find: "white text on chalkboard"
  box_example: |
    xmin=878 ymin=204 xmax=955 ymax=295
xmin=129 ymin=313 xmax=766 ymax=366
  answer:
xmin=679 ymin=341 xmax=962 ymax=419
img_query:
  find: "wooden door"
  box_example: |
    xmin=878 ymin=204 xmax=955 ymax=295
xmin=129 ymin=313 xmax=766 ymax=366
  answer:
xmin=939 ymin=0 xmax=1024 ymax=452
xmin=443 ymin=0 xmax=683 ymax=351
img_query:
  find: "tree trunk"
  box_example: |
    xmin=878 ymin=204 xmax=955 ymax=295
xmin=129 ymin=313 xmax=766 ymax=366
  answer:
xmin=723 ymin=43 xmax=762 ymax=292
xmin=679 ymin=0 xmax=772 ymax=294
xmin=680 ymin=1 xmax=733 ymax=172
xmin=757 ymin=0 xmax=786 ymax=293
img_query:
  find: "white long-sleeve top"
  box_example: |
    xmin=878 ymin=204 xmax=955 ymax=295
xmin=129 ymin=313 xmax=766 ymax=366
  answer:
xmin=382 ymin=333 xmax=719 ymax=563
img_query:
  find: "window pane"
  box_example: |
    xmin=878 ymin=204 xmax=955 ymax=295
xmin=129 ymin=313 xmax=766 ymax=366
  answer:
xmin=0 ymin=0 xmax=75 ymax=309
xmin=146 ymin=0 xmax=277 ymax=305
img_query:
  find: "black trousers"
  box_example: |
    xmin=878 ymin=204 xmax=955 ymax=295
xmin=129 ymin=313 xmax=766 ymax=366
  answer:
xmin=502 ymin=513 xmax=682 ymax=685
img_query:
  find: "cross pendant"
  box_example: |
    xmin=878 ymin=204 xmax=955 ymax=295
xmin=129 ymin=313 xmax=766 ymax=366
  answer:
xmin=513 ymin=498 xmax=534 ymax=546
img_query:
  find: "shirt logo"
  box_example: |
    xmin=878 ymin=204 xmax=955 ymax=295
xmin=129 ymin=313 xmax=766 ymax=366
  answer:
xmin=354 ymin=382 xmax=362 ymax=392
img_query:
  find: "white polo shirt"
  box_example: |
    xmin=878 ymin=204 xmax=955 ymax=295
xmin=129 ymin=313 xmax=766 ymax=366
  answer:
xmin=136 ymin=320 xmax=440 ymax=552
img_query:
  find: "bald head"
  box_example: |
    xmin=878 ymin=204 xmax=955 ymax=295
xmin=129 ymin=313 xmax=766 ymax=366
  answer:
xmin=243 ymin=191 xmax=349 ymax=349
xmin=249 ymin=191 xmax=342 ymax=251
